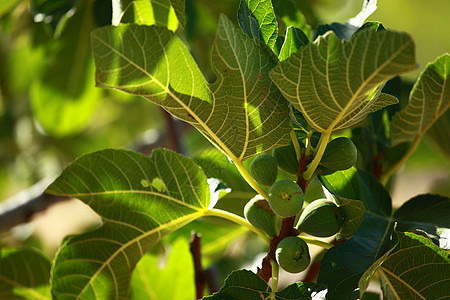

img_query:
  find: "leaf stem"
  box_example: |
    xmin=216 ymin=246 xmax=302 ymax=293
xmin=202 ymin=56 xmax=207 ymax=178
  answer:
xmin=298 ymin=236 xmax=333 ymax=249
xmin=205 ymin=209 xmax=271 ymax=243
xmin=303 ymin=130 xmax=331 ymax=180
xmin=234 ymin=160 xmax=269 ymax=200
xmin=270 ymin=260 xmax=279 ymax=297
xmin=380 ymin=136 xmax=421 ymax=184
xmin=290 ymin=129 xmax=301 ymax=160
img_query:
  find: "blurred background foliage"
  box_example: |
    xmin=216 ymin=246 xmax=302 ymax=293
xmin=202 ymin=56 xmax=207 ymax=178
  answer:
xmin=0 ymin=0 xmax=448 ymax=271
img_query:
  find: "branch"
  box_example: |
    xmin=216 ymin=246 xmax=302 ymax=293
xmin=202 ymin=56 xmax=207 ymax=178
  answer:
xmin=0 ymin=179 xmax=71 ymax=232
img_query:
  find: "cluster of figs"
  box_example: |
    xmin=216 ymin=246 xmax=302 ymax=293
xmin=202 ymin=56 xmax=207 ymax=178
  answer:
xmin=245 ymin=137 xmax=357 ymax=273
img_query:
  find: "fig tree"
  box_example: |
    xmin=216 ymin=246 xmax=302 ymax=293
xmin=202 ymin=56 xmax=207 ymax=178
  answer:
xmin=296 ymin=199 xmax=343 ymax=237
xmin=244 ymin=197 xmax=277 ymax=237
xmin=276 ymin=236 xmax=310 ymax=273
xmin=319 ymin=137 xmax=357 ymax=172
xmin=268 ymin=180 xmax=303 ymax=218
xmin=272 ymin=143 xmax=298 ymax=175
xmin=249 ymin=153 xmax=278 ymax=186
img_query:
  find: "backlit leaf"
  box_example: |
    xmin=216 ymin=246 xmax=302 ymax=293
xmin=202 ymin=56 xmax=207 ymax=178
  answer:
xmin=46 ymin=149 xmax=210 ymax=299
xmin=130 ymin=238 xmax=194 ymax=300
xmin=91 ymin=15 xmax=291 ymax=162
xmin=391 ymin=54 xmax=450 ymax=145
xmin=271 ymin=29 xmax=416 ymax=134
xmin=112 ymin=0 xmax=182 ymax=30
xmin=237 ymin=0 xmax=278 ymax=49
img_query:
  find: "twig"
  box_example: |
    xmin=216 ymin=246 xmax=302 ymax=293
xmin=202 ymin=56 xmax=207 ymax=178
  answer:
xmin=190 ymin=232 xmax=207 ymax=299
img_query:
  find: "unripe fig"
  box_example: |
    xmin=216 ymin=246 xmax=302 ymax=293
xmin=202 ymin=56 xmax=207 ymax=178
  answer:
xmin=276 ymin=236 xmax=310 ymax=273
xmin=249 ymin=153 xmax=278 ymax=186
xmin=244 ymin=197 xmax=277 ymax=237
xmin=296 ymin=199 xmax=343 ymax=237
xmin=268 ymin=180 xmax=304 ymax=218
xmin=272 ymin=143 xmax=298 ymax=175
xmin=319 ymin=137 xmax=357 ymax=171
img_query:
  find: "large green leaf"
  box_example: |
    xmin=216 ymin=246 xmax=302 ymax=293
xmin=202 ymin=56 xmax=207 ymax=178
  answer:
xmin=130 ymin=238 xmax=194 ymax=300
xmin=91 ymin=15 xmax=291 ymax=162
xmin=378 ymin=232 xmax=450 ymax=299
xmin=0 ymin=248 xmax=51 ymax=300
xmin=203 ymin=269 xmax=327 ymax=300
xmin=30 ymin=0 xmax=101 ymax=137
xmin=270 ymin=29 xmax=416 ymax=134
xmin=111 ymin=0 xmax=183 ymax=30
xmin=391 ymin=53 xmax=450 ymax=145
xmin=45 ymin=149 xmax=210 ymax=299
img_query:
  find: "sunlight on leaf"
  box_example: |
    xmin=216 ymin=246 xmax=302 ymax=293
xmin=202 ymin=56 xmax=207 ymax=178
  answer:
xmin=271 ymin=29 xmax=416 ymax=135
xmin=112 ymin=0 xmax=181 ymax=31
xmin=130 ymin=238 xmax=195 ymax=300
xmin=91 ymin=15 xmax=291 ymax=162
xmin=391 ymin=53 xmax=450 ymax=145
xmin=45 ymin=149 xmax=210 ymax=299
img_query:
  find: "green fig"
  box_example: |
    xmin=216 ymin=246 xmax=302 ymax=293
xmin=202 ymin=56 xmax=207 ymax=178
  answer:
xmin=268 ymin=180 xmax=304 ymax=218
xmin=244 ymin=197 xmax=277 ymax=237
xmin=272 ymin=143 xmax=299 ymax=175
xmin=276 ymin=236 xmax=310 ymax=273
xmin=319 ymin=137 xmax=357 ymax=172
xmin=249 ymin=153 xmax=278 ymax=186
xmin=296 ymin=199 xmax=343 ymax=237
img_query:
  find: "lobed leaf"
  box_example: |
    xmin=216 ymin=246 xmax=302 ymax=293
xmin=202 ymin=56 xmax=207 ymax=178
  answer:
xmin=0 ymin=248 xmax=51 ymax=300
xmin=391 ymin=53 xmax=450 ymax=145
xmin=46 ymin=148 xmax=210 ymax=299
xmin=378 ymin=232 xmax=450 ymax=299
xmin=271 ymin=29 xmax=416 ymax=134
xmin=91 ymin=15 xmax=291 ymax=162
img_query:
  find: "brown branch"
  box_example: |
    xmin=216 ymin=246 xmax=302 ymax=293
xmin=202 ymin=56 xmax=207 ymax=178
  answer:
xmin=190 ymin=232 xmax=207 ymax=299
xmin=296 ymin=153 xmax=313 ymax=194
xmin=257 ymin=216 xmax=299 ymax=282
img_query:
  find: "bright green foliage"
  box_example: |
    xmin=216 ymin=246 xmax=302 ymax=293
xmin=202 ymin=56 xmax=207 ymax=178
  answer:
xmin=297 ymin=199 xmax=343 ymax=237
xmin=237 ymin=0 xmax=278 ymax=49
xmin=268 ymin=180 xmax=304 ymax=218
xmin=30 ymin=1 xmax=101 ymax=137
xmin=0 ymin=248 xmax=51 ymax=300
xmin=319 ymin=137 xmax=357 ymax=172
xmin=45 ymin=149 xmax=210 ymax=299
xmin=276 ymin=236 xmax=311 ymax=273
xmin=249 ymin=153 xmax=278 ymax=186
xmin=391 ymin=54 xmax=450 ymax=145
xmin=244 ymin=197 xmax=277 ymax=237
xmin=270 ymin=29 xmax=416 ymax=134
xmin=130 ymin=238 xmax=194 ymax=300
xmin=112 ymin=0 xmax=182 ymax=30
xmin=91 ymin=15 xmax=292 ymax=162
xmin=273 ymin=143 xmax=299 ymax=175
